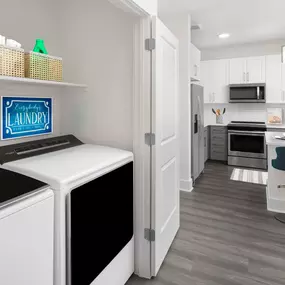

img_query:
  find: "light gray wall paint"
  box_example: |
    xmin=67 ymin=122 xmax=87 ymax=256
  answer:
xmin=59 ymin=0 xmax=136 ymax=151
xmin=0 ymin=0 xmax=136 ymax=151
xmin=201 ymin=40 xmax=285 ymax=60
xmin=0 ymin=0 xmax=62 ymax=147
xmin=0 ymin=0 xmax=61 ymax=55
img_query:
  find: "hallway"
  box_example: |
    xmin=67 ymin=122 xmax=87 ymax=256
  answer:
xmin=127 ymin=161 xmax=285 ymax=285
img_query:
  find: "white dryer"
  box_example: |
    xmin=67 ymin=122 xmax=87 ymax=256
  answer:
xmin=0 ymin=135 xmax=134 ymax=285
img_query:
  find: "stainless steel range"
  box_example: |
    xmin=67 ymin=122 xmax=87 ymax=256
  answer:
xmin=228 ymin=121 xmax=267 ymax=169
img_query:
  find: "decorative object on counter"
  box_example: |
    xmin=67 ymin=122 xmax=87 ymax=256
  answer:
xmin=25 ymin=52 xmax=62 ymax=82
xmin=212 ymin=108 xmax=226 ymax=124
xmin=1 ymin=97 xmax=52 ymax=140
xmin=230 ymin=168 xmax=268 ymax=185
xmin=33 ymin=39 xmax=48 ymax=54
xmin=274 ymin=134 xmax=285 ymax=141
xmin=267 ymin=108 xmax=283 ymax=125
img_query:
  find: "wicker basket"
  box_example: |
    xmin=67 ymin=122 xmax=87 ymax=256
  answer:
xmin=25 ymin=52 xmax=62 ymax=82
xmin=0 ymin=45 xmax=24 ymax=77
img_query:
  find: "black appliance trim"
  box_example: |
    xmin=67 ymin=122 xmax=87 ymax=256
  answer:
xmin=0 ymin=135 xmax=83 ymax=165
xmin=0 ymin=168 xmax=46 ymax=205
xmin=228 ymin=126 xmax=267 ymax=132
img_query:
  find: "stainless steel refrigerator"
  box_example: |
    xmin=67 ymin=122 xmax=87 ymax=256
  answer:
xmin=191 ymin=84 xmax=205 ymax=182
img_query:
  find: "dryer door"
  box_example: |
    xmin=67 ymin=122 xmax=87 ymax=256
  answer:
xmin=66 ymin=162 xmax=133 ymax=285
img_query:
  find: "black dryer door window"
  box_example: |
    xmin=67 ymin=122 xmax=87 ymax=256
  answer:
xmin=69 ymin=162 xmax=133 ymax=285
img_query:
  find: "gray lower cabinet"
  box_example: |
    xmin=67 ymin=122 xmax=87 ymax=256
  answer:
xmin=204 ymin=127 xmax=209 ymax=162
xmin=210 ymin=126 xmax=228 ymax=161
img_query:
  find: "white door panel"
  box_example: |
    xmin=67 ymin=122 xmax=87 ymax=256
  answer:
xmin=152 ymin=17 xmax=180 ymax=276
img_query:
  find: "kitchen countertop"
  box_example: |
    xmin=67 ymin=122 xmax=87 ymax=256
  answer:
xmin=266 ymin=124 xmax=285 ymax=129
xmin=204 ymin=123 xmax=228 ymax=127
xmin=265 ymin=132 xmax=285 ymax=146
xmin=204 ymin=124 xmax=285 ymax=129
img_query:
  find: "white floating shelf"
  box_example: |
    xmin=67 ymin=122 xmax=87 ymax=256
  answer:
xmin=0 ymin=76 xmax=87 ymax=88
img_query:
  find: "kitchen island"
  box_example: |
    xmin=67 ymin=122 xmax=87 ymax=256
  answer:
xmin=265 ymin=132 xmax=285 ymax=213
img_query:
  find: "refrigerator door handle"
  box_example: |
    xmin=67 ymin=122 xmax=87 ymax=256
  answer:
xmin=197 ymin=95 xmax=203 ymax=132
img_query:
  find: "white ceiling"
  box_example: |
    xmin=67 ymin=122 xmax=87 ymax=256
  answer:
xmin=158 ymin=0 xmax=285 ymax=50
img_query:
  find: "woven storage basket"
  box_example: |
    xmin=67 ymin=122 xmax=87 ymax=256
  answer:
xmin=25 ymin=52 xmax=62 ymax=81
xmin=0 ymin=46 xmax=24 ymax=77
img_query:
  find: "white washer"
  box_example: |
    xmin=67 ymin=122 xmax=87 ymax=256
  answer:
xmin=0 ymin=135 xmax=134 ymax=285
xmin=0 ymin=169 xmax=54 ymax=285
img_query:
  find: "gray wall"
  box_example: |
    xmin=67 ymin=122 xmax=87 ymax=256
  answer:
xmin=201 ymin=40 xmax=285 ymax=60
xmin=0 ymin=0 xmax=62 ymax=147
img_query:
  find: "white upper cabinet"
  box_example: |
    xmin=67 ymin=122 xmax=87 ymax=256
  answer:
xmin=190 ymin=43 xmax=201 ymax=81
xmin=200 ymin=61 xmax=210 ymax=103
xmin=266 ymin=55 xmax=283 ymax=103
xmin=201 ymin=59 xmax=229 ymax=103
xmin=246 ymin=57 xmax=266 ymax=83
xmin=229 ymin=56 xmax=266 ymax=84
xmin=282 ymin=64 xmax=285 ymax=102
xmin=229 ymin=58 xmax=246 ymax=84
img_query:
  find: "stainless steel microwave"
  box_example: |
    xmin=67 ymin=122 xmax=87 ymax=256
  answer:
xmin=229 ymin=83 xmax=266 ymax=103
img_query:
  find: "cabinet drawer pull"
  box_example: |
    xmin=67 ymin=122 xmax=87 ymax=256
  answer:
xmin=277 ymin=185 xmax=285 ymax=189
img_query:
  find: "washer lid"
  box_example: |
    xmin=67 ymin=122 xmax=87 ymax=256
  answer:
xmin=0 ymin=169 xmax=47 ymax=205
xmin=2 ymin=144 xmax=133 ymax=190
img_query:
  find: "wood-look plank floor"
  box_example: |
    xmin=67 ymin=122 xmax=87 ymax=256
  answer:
xmin=126 ymin=161 xmax=285 ymax=285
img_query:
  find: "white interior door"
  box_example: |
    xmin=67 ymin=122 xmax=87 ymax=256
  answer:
xmin=151 ymin=17 xmax=180 ymax=276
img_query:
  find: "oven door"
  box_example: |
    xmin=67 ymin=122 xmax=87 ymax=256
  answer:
xmin=228 ymin=131 xmax=266 ymax=159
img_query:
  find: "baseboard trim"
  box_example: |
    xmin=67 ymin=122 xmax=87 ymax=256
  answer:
xmin=180 ymin=179 xmax=193 ymax=192
xmin=267 ymin=198 xmax=285 ymax=214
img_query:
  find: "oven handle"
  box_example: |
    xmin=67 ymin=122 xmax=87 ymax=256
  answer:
xmin=228 ymin=130 xmax=265 ymax=135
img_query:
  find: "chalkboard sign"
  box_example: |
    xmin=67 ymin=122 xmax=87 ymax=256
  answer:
xmin=1 ymin=97 xmax=52 ymax=140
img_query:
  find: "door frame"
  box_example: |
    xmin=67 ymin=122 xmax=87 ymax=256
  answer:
xmin=107 ymin=0 xmax=153 ymax=279
xmin=133 ymin=17 xmax=153 ymax=278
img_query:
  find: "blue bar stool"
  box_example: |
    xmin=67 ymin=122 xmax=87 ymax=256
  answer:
xmin=272 ymin=147 xmax=285 ymax=224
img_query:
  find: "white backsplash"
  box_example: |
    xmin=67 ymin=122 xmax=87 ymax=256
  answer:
xmin=204 ymin=103 xmax=285 ymax=126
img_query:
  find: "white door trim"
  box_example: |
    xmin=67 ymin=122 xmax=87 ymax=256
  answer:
xmin=107 ymin=0 xmax=150 ymax=16
xmin=133 ymin=17 xmax=152 ymax=279
xmin=108 ymin=0 xmax=153 ymax=279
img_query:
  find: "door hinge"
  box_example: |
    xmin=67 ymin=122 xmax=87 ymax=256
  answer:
xmin=144 ymin=228 xmax=155 ymax=242
xmin=145 ymin=133 xmax=155 ymax=146
xmin=145 ymin=38 xmax=156 ymax=51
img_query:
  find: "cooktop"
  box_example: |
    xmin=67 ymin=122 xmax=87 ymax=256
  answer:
xmin=230 ymin=121 xmax=265 ymax=125
xmin=228 ymin=121 xmax=267 ymax=131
